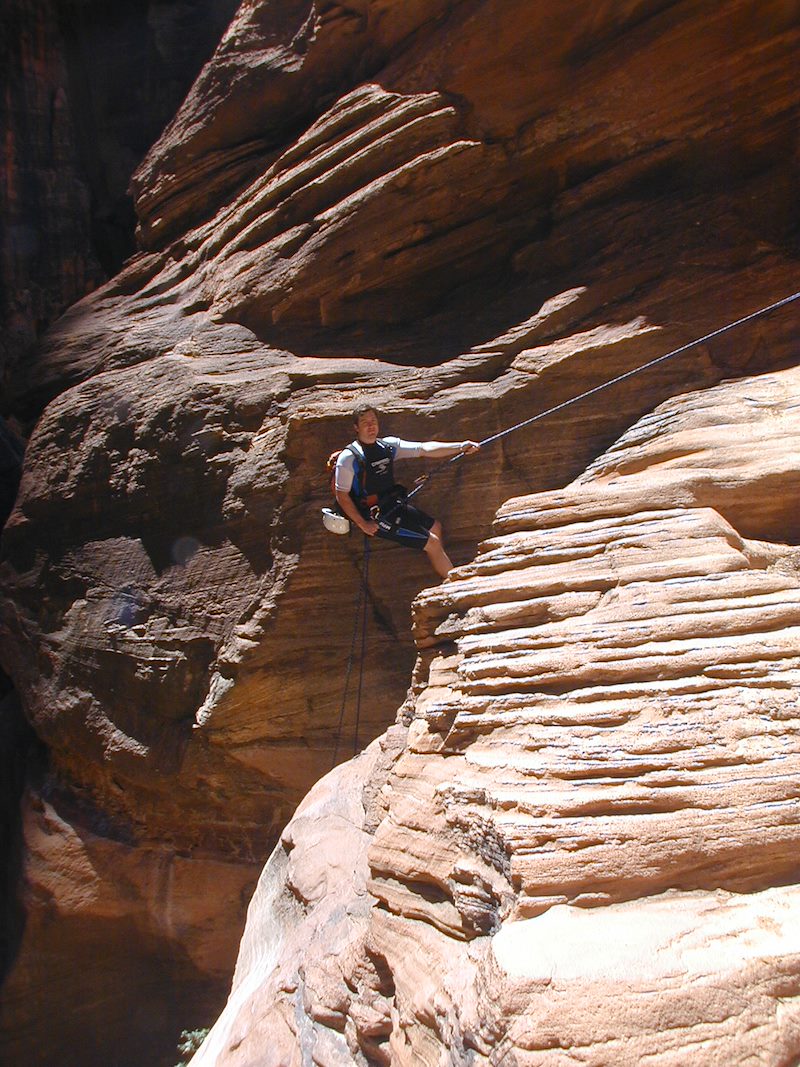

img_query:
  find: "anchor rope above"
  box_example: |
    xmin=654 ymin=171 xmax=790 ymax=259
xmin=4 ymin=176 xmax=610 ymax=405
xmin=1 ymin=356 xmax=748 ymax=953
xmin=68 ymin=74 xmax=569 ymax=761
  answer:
xmin=401 ymin=288 xmax=800 ymax=506
xmin=333 ymin=287 xmax=800 ymax=761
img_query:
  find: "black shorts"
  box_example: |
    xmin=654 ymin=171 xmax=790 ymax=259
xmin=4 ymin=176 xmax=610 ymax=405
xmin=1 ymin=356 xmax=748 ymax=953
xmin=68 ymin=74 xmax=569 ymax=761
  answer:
xmin=375 ymin=502 xmax=435 ymax=551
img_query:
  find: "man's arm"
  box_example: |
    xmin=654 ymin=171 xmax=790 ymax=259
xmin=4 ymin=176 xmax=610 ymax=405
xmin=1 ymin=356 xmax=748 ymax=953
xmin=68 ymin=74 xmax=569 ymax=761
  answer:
xmin=335 ymin=489 xmax=379 ymax=536
xmin=416 ymin=440 xmax=481 ymax=458
xmin=388 ymin=437 xmax=481 ymax=460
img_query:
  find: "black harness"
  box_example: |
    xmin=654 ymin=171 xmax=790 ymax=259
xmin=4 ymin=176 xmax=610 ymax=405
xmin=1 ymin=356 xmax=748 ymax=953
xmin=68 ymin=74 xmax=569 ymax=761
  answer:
xmin=347 ymin=439 xmax=406 ymax=518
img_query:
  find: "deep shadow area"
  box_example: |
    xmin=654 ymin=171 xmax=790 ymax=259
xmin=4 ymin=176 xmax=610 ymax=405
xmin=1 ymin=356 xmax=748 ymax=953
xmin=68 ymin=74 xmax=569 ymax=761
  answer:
xmin=0 ymin=0 xmax=239 ymax=413
xmin=0 ymin=417 xmax=24 ymax=528
xmin=57 ymin=0 xmax=239 ymax=277
xmin=0 ymin=683 xmax=41 ymax=985
xmin=237 ymin=140 xmax=800 ymax=368
xmin=0 ymin=910 xmax=230 ymax=1067
xmin=248 ymin=266 xmax=558 ymax=366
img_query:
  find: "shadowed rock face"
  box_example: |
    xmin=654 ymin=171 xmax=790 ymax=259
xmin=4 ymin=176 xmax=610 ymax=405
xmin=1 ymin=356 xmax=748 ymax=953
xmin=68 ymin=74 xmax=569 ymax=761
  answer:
xmin=1 ymin=0 xmax=799 ymax=1063
xmin=0 ymin=0 xmax=238 ymax=406
xmin=195 ymin=363 xmax=800 ymax=1065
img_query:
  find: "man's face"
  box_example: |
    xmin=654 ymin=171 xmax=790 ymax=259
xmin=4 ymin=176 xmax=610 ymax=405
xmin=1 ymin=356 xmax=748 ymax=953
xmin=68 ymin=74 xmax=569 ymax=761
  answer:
xmin=355 ymin=409 xmax=380 ymax=444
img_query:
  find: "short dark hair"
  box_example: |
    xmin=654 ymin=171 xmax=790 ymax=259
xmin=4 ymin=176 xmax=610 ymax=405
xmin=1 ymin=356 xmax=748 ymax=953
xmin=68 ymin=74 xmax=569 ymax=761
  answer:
xmin=352 ymin=404 xmax=379 ymax=425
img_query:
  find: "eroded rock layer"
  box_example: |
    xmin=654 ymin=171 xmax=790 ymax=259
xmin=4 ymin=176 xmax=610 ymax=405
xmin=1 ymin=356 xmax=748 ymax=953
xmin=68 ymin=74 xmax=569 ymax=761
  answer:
xmin=196 ymin=363 xmax=800 ymax=1065
xmin=1 ymin=0 xmax=799 ymax=1063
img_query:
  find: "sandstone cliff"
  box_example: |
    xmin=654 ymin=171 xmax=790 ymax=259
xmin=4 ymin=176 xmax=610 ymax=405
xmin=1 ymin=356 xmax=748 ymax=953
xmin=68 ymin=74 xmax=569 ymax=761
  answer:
xmin=1 ymin=0 xmax=799 ymax=1064
xmin=195 ymin=362 xmax=800 ymax=1065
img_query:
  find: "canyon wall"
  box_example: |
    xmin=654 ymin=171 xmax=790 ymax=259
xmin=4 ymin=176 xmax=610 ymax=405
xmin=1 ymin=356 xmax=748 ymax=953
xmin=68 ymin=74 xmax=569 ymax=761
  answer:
xmin=195 ymin=361 xmax=800 ymax=1065
xmin=0 ymin=1 xmax=798 ymax=1064
xmin=0 ymin=0 xmax=237 ymax=404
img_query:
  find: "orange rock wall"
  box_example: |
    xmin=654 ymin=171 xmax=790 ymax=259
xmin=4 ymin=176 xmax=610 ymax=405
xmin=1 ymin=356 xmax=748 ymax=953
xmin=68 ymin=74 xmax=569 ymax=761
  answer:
xmin=1 ymin=0 xmax=799 ymax=1063
xmin=196 ymin=363 xmax=800 ymax=1065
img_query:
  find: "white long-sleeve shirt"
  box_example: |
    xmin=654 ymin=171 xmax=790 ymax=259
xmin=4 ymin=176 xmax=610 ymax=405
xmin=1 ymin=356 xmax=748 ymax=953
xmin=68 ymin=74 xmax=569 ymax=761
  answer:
xmin=334 ymin=437 xmax=440 ymax=493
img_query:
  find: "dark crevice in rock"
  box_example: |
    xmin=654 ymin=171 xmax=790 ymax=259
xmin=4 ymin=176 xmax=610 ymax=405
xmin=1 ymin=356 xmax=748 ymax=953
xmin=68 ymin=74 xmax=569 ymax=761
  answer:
xmin=55 ymin=0 xmax=240 ymax=277
xmin=0 ymin=0 xmax=239 ymax=412
xmin=2 ymin=908 xmax=230 ymax=1067
xmin=0 ymin=419 xmax=25 ymax=533
xmin=0 ymin=681 xmax=43 ymax=985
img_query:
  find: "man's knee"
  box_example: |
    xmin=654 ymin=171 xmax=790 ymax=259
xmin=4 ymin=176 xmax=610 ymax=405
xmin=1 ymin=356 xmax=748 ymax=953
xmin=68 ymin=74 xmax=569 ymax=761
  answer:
xmin=424 ymin=530 xmax=442 ymax=554
xmin=431 ymin=519 xmax=443 ymax=539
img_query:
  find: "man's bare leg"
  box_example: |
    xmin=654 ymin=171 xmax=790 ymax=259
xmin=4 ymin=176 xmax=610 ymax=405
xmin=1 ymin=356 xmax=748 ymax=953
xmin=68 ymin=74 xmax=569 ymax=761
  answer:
xmin=424 ymin=523 xmax=453 ymax=578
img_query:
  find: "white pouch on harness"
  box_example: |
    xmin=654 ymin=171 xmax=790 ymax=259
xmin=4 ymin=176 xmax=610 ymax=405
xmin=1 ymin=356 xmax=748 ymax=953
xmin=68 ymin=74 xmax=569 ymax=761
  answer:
xmin=322 ymin=507 xmax=350 ymax=535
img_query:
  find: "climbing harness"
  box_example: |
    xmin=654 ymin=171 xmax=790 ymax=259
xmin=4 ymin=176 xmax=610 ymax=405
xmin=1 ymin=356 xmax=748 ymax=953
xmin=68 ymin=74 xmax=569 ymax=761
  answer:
xmin=322 ymin=438 xmax=397 ymax=535
xmin=329 ymin=288 xmax=800 ymax=760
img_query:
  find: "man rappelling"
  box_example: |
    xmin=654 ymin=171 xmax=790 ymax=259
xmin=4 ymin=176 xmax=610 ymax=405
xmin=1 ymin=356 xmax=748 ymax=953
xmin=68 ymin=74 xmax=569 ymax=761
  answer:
xmin=333 ymin=405 xmax=480 ymax=578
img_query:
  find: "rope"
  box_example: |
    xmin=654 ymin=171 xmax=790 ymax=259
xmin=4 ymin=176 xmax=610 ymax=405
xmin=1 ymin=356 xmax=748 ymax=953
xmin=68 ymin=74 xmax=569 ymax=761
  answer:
xmin=331 ymin=536 xmax=370 ymax=767
xmin=401 ymin=288 xmax=800 ymax=505
xmin=333 ymin=288 xmax=800 ymax=761
xmin=352 ymin=536 xmax=370 ymax=756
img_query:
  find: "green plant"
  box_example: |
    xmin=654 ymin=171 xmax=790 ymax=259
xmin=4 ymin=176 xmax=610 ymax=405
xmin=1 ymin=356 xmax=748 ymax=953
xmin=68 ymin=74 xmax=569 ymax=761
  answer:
xmin=174 ymin=1027 xmax=210 ymax=1067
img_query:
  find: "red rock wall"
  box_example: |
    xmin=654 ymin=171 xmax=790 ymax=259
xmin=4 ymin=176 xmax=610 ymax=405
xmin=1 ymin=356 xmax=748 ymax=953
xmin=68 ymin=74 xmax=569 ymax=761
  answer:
xmin=0 ymin=0 xmax=799 ymax=1064
xmin=195 ymin=362 xmax=800 ymax=1065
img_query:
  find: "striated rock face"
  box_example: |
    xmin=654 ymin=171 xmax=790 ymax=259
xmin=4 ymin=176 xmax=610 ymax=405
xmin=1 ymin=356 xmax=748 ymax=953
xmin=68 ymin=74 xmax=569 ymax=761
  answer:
xmin=1 ymin=0 xmax=799 ymax=1063
xmin=14 ymin=0 xmax=800 ymax=410
xmin=196 ymin=362 xmax=800 ymax=1065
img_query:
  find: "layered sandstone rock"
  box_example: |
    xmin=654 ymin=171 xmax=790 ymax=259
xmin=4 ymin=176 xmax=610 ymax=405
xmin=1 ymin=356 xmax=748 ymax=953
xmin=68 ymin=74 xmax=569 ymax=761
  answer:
xmin=195 ymin=362 xmax=800 ymax=1065
xmin=15 ymin=0 xmax=800 ymax=412
xmin=1 ymin=0 xmax=799 ymax=1064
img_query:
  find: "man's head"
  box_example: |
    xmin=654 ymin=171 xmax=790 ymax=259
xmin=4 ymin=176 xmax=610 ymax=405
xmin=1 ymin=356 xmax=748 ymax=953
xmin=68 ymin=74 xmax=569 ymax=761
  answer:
xmin=353 ymin=404 xmax=380 ymax=444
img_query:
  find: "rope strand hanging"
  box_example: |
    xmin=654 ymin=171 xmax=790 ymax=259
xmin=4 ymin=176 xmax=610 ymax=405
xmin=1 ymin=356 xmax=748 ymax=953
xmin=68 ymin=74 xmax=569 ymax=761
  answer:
xmin=331 ymin=537 xmax=371 ymax=768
